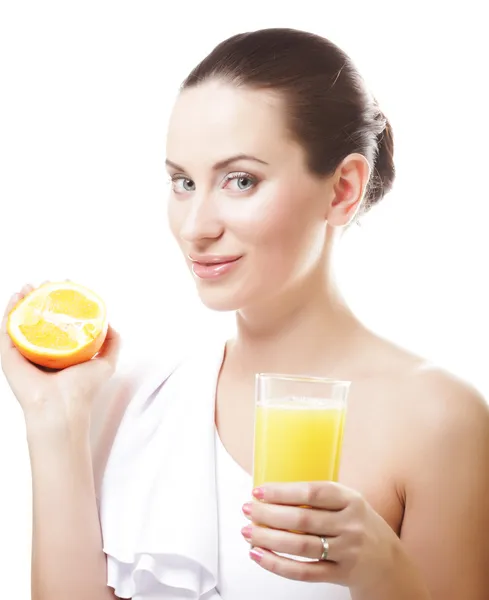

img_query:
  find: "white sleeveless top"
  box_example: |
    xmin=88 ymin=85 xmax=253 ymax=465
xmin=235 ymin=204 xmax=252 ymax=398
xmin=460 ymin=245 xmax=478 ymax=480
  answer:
xmin=99 ymin=340 xmax=351 ymax=599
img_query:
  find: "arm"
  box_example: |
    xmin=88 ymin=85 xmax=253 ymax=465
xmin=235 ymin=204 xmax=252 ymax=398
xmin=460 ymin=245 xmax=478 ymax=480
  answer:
xmin=392 ymin=375 xmax=489 ymax=599
xmin=350 ymin=544 xmax=431 ymax=600
xmin=1 ymin=289 xmax=129 ymax=599
xmin=27 ymin=365 xmax=137 ymax=600
xmin=244 ymin=372 xmax=489 ymax=600
xmin=27 ymin=410 xmax=121 ymax=600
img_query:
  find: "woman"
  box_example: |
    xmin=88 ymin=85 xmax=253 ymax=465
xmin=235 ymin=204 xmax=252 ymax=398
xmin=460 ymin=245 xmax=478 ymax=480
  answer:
xmin=1 ymin=27 xmax=488 ymax=600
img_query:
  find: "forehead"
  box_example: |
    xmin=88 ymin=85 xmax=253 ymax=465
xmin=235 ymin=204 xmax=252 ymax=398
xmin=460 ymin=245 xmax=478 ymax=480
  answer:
xmin=166 ymin=80 xmax=297 ymax=168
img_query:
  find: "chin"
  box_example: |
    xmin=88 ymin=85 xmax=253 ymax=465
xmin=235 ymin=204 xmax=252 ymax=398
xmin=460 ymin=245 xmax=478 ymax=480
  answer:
xmin=194 ymin=280 xmax=253 ymax=313
xmin=197 ymin=290 xmax=242 ymax=312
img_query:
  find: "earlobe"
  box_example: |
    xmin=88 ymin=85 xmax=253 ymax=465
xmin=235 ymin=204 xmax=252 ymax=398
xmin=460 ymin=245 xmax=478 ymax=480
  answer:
xmin=327 ymin=154 xmax=371 ymax=227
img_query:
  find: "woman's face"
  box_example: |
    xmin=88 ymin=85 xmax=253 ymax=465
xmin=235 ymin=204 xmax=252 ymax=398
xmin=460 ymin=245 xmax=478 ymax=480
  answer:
xmin=166 ymin=80 xmax=332 ymax=312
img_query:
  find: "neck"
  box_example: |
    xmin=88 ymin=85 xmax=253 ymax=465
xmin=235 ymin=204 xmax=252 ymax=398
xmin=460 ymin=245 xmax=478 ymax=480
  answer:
xmin=230 ymin=264 xmax=364 ymax=378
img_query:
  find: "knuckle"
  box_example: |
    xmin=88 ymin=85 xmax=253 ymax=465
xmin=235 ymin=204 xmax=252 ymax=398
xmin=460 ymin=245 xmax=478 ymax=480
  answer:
xmin=344 ymin=521 xmax=367 ymax=552
xmin=347 ymin=523 xmax=364 ymax=544
xmin=295 ymin=566 xmax=311 ymax=582
xmin=249 ymin=526 xmax=261 ymax=546
xmin=304 ymin=482 xmax=321 ymax=505
xmin=341 ymin=551 xmax=357 ymax=575
xmin=350 ymin=490 xmax=365 ymax=507
xmin=266 ymin=557 xmax=278 ymax=575
xmin=252 ymin=503 xmax=265 ymax=524
xmin=295 ymin=536 xmax=312 ymax=557
xmin=99 ymin=360 xmax=113 ymax=377
xmin=296 ymin=508 xmax=313 ymax=532
xmin=347 ymin=541 xmax=363 ymax=563
xmin=346 ymin=491 xmax=366 ymax=516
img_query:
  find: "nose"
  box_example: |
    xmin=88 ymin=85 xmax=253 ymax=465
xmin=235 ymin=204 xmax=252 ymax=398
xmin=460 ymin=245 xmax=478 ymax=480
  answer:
xmin=179 ymin=192 xmax=224 ymax=244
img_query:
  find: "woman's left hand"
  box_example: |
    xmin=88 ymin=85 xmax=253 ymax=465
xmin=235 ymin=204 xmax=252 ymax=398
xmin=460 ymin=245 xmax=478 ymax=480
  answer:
xmin=241 ymin=481 xmax=400 ymax=591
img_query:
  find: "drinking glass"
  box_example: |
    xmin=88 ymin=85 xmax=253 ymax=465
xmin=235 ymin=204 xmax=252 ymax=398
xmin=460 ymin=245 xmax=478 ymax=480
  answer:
xmin=253 ymin=373 xmax=350 ymax=488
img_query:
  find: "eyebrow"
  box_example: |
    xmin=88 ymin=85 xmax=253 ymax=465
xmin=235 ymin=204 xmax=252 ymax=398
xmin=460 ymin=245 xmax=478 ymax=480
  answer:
xmin=165 ymin=154 xmax=269 ymax=172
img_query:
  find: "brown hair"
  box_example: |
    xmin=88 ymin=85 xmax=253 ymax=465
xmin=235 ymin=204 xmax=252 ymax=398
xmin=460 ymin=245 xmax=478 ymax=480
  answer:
xmin=182 ymin=28 xmax=395 ymax=213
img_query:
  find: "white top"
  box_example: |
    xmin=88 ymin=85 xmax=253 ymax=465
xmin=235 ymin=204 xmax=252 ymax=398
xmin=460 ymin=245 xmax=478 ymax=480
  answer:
xmin=100 ymin=340 xmax=351 ymax=599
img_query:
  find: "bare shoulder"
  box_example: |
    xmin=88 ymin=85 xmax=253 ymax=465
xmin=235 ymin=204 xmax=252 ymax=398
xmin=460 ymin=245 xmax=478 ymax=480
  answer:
xmin=404 ymin=363 xmax=489 ymax=467
xmin=356 ymin=331 xmax=489 ymax=458
xmin=366 ymin=332 xmax=487 ymax=416
xmin=408 ymin=362 xmax=488 ymax=420
xmin=388 ymin=339 xmax=487 ymax=432
xmin=372 ymin=341 xmax=489 ymax=598
xmin=367 ymin=333 xmax=489 ymax=471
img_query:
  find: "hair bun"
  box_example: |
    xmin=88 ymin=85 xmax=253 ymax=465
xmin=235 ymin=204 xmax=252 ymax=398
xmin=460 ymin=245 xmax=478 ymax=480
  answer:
xmin=367 ymin=115 xmax=395 ymax=208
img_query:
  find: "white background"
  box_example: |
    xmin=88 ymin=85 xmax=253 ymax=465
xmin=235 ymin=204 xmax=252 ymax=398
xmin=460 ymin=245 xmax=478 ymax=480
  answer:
xmin=0 ymin=1 xmax=487 ymax=596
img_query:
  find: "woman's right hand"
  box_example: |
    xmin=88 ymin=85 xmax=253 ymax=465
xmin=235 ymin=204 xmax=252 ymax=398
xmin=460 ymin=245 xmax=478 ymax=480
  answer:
xmin=0 ymin=283 xmax=121 ymax=426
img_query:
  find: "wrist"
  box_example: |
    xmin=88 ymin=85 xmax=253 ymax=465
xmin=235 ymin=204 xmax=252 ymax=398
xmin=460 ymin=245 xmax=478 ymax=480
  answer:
xmin=351 ymin=537 xmax=430 ymax=600
xmin=24 ymin=398 xmax=91 ymax=445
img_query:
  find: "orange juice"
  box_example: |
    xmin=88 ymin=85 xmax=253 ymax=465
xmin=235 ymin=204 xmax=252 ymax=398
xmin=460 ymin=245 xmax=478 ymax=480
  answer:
xmin=253 ymin=398 xmax=346 ymax=487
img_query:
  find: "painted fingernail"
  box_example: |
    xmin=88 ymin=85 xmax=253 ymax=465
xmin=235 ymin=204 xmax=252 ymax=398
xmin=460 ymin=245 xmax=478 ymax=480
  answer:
xmin=252 ymin=487 xmax=265 ymax=500
xmin=242 ymin=502 xmax=252 ymax=516
xmin=250 ymin=547 xmax=264 ymax=563
xmin=241 ymin=525 xmax=252 ymax=541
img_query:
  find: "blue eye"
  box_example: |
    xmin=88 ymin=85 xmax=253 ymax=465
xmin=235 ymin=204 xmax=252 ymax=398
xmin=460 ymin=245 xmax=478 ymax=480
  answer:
xmin=169 ymin=171 xmax=258 ymax=194
xmin=224 ymin=172 xmax=258 ymax=191
xmin=171 ymin=176 xmax=195 ymax=193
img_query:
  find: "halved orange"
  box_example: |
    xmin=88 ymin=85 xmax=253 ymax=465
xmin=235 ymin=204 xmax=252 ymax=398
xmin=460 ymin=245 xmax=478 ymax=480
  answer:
xmin=7 ymin=281 xmax=108 ymax=370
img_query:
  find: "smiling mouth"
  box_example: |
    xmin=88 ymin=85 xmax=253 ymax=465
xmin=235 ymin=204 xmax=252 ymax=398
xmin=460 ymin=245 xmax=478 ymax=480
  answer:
xmin=190 ymin=256 xmax=242 ymax=279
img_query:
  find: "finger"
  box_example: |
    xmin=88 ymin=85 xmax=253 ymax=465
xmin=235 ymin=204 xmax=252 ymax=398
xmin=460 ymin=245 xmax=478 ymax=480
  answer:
xmin=1 ymin=293 xmax=21 ymax=329
xmin=244 ymin=501 xmax=341 ymax=536
xmin=90 ymin=324 xmax=121 ymax=375
xmin=253 ymin=481 xmax=352 ymax=510
xmin=243 ymin=523 xmax=338 ymax=562
xmin=249 ymin=547 xmax=339 ymax=583
xmin=1 ymin=282 xmax=38 ymax=336
xmin=0 ymin=284 xmax=34 ymax=342
xmin=0 ymin=293 xmax=22 ymax=353
xmin=20 ymin=283 xmax=35 ymax=296
xmin=0 ymin=290 xmax=38 ymax=374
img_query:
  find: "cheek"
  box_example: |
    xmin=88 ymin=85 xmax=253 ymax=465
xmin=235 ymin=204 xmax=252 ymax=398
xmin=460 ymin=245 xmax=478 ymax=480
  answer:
xmin=225 ymin=184 xmax=318 ymax=251
xmin=167 ymin=200 xmax=182 ymax=242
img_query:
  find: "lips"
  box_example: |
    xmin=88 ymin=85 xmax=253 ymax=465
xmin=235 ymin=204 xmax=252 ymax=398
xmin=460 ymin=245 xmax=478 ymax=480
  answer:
xmin=189 ymin=255 xmax=242 ymax=280
xmin=189 ymin=254 xmax=241 ymax=265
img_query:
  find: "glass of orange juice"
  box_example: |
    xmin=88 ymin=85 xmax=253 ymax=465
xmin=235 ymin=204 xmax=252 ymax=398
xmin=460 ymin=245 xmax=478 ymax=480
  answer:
xmin=253 ymin=373 xmax=350 ymax=488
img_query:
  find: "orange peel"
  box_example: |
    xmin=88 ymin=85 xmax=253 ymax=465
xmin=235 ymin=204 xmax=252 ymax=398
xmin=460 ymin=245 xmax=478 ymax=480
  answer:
xmin=7 ymin=281 xmax=108 ymax=369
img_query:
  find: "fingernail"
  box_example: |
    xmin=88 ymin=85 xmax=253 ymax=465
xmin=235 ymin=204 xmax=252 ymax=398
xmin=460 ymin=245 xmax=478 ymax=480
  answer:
xmin=250 ymin=547 xmax=264 ymax=563
xmin=252 ymin=487 xmax=265 ymax=500
xmin=241 ymin=525 xmax=252 ymax=541
xmin=242 ymin=502 xmax=252 ymax=516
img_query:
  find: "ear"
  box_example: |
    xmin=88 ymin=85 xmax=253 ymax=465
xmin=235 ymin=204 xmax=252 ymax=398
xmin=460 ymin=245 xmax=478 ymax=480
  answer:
xmin=327 ymin=153 xmax=371 ymax=226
